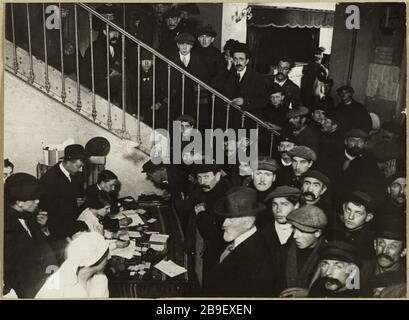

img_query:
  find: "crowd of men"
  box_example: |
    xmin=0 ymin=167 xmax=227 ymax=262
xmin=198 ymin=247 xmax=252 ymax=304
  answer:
xmin=3 ymin=3 xmax=407 ymax=299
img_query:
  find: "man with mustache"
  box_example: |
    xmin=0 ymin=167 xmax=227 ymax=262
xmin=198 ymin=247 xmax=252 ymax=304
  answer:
xmin=361 ymin=213 xmax=406 ymax=297
xmin=176 ymin=163 xmax=230 ymax=287
xmin=331 ymin=190 xmax=376 ymax=260
xmin=266 ymin=57 xmax=301 ymax=108
xmin=378 ymin=171 xmax=406 ymax=217
xmin=330 ymin=129 xmax=385 ymax=206
xmin=308 ymin=241 xmax=362 ymax=297
xmin=280 ymin=205 xmax=327 ymax=297
xmin=286 ymin=106 xmax=321 ymax=154
xmin=285 ymin=146 xmax=317 ymax=189
xmin=213 ymin=42 xmax=268 ymax=128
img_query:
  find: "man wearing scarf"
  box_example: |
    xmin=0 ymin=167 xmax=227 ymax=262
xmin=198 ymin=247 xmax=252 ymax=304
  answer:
xmin=280 ymin=205 xmax=327 ymax=298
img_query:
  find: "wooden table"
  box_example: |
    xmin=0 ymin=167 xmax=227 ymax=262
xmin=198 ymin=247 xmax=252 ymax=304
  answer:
xmin=107 ymin=202 xmax=195 ymax=298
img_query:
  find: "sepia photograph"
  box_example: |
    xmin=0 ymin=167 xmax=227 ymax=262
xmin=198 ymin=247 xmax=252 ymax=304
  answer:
xmin=1 ymin=1 xmax=407 ymax=301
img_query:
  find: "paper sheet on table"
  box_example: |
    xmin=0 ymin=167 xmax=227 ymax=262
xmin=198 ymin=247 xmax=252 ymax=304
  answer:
xmin=150 ymin=244 xmax=165 ymax=251
xmin=149 ymin=233 xmax=169 ymax=243
xmin=135 ymin=209 xmax=147 ymax=215
xmin=128 ymin=231 xmax=142 ymax=238
xmin=154 ymin=260 xmax=187 ymax=278
xmin=110 ymin=246 xmax=135 ymax=259
xmin=147 ymin=218 xmax=157 ymax=223
xmin=121 ymin=211 xmax=145 ymax=227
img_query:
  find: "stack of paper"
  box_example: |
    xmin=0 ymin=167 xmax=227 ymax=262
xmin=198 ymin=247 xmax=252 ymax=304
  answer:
xmin=149 ymin=233 xmax=169 ymax=244
xmin=154 ymin=260 xmax=187 ymax=278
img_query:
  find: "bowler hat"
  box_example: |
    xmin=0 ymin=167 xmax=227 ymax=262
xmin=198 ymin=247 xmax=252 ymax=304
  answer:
xmin=62 ymin=144 xmax=87 ymax=161
xmin=230 ymin=42 xmax=251 ymax=58
xmin=256 ymin=156 xmax=279 ymax=172
xmin=175 ymin=32 xmax=196 ymax=45
xmin=288 ymin=146 xmax=317 ymax=161
xmin=163 ymin=7 xmax=180 ymax=19
xmin=344 ymin=190 xmax=374 ymax=211
xmin=264 ymin=186 xmax=301 ymax=202
xmin=344 ymin=129 xmax=369 ymax=139
xmin=375 ymin=213 xmax=405 ymax=242
xmin=142 ymin=159 xmax=165 ymax=173
xmin=196 ymin=25 xmax=217 ymax=38
xmin=286 ymin=106 xmax=309 ymax=119
xmin=302 ymin=170 xmax=330 ymax=187
xmin=287 ymin=205 xmax=327 ymax=232
xmin=223 ymin=39 xmax=240 ymax=52
xmin=5 ymin=173 xmax=39 ymax=202
xmin=214 ymin=187 xmax=266 ymax=217
xmin=319 ymin=241 xmax=360 ymax=265
xmin=337 ymin=85 xmax=354 ymax=94
xmin=85 ymin=137 xmax=110 ymax=157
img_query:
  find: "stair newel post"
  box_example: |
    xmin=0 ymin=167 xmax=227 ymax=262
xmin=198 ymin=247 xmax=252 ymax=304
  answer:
xmin=152 ymin=54 xmax=156 ymax=131
xmin=269 ymin=131 xmax=274 ymax=158
xmin=196 ymin=84 xmax=200 ymax=129
xmin=121 ymin=33 xmax=129 ymax=138
xmin=58 ymin=3 xmax=66 ymax=103
xmin=225 ymin=104 xmax=230 ymax=130
xmin=11 ymin=4 xmax=18 ymax=74
xmin=89 ymin=13 xmax=96 ymax=121
xmin=181 ymin=74 xmax=186 ymax=115
xmin=106 ymin=24 xmax=112 ymax=130
xmin=137 ymin=45 xmax=141 ymax=143
xmin=241 ymin=113 xmax=246 ymax=128
xmin=74 ymin=4 xmax=82 ymax=111
xmin=26 ymin=4 xmax=35 ymax=84
xmin=42 ymin=4 xmax=50 ymax=92
xmin=167 ymin=64 xmax=171 ymax=132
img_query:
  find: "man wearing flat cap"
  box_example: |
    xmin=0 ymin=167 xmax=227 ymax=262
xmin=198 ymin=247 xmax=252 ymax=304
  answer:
xmin=379 ymin=171 xmax=406 ymax=217
xmin=330 ymin=190 xmax=376 ymax=260
xmin=280 ymin=205 xmax=327 ymax=297
xmin=301 ymin=170 xmax=333 ymax=225
xmin=308 ymin=241 xmax=362 ymax=297
xmin=213 ymin=42 xmax=269 ymax=128
xmin=80 ymin=17 xmax=122 ymax=102
xmin=168 ymin=32 xmax=210 ymax=120
xmin=194 ymin=25 xmax=225 ymax=81
xmin=274 ymin=131 xmax=297 ymax=184
xmin=285 ymin=145 xmax=317 ymax=189
xmin=205 ymin=187 xmax=278 ymax=297
xmin=4 ymin=173 xmax=58 ymax=298
xmin=175 ymin=161 xmax=230 ymax=287
xmin=334 ymin=85 xmax=372 ymax=133
xmin=39 ymin=144 xmax=89 ymax=259
xmin=328 ymin=128 xmax=385 ymax=206
xmin=158 ymin=7 xmax=183 ymax=58
xmin=286 ymin=106 xmax=321 ymax=154
xmin=361 ymin=213 xmax=406 ymax=297
xmin=263 ymin=84 xmax=290 ymax=130
xmin=242 ymin=156 xmax=279 ymax=202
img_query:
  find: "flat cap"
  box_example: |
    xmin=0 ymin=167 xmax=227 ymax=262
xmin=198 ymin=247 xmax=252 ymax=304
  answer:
xmin=336 ymin=85 xmax=354 ymax=94
xmin=344 ymin=129 xmax=368 ymax=139
xmin=279 ymin=131 xmax=297 ymax=144
xmin=287 ymin=205 xmax=327 ymax=232
xmin=5 ymin=173 xmax=39 ymax=202
xmin=286 ymin=106 xmax=309 ymax=119
xmin=302 ymin=170 xmax=330 ymax=187
xmin=256 ymin=156 xmax=279 ymax=173
xmin=344 ymin=190 xmax=374 ymax=211
xmin=387 ymin=171 xmax=406 ymax=185
xmin=371 ymin=141 xmax=402 ymax=162
xmin=175 ymin=32 xmax=196 ymax=45
xmin=163 ymin=7 xmax=180 ymax=19
xmin=196 ymin=25 xmax=217 ymax=37
xmin=264 ymin=185 xmax=301 ymax=202
xmin=319 ymin=241 xmax=360 ymax=264
xmin=287 ymin=146 xmax=317 ymax=161
xmin=176 ymin=114 xmax=196 ymax=126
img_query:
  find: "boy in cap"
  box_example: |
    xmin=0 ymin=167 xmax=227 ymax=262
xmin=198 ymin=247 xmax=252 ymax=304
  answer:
xmin=285 ymin=145 xmax=317 ymax=189
xmin=286 ymin=106 xmax=321 ymax=154
xmin=331 ymin=190 xmax=376 ymax=260
xmin=308 ymin=241 xmax=362 ymax=297
xmin=4 ymin=173 xmax=58 ymax=298
xmin=168 ymin=32 xmax=210 ymax=121
xmin=205 ymin=187 xmax=278 ymax=297
xmin=280 ymin=204 xmax=327 ymax=297
xmin=335 ymin=85 xmax=372 ymax=133
xmin=194 ymin=25 xmax=224 ymax=80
